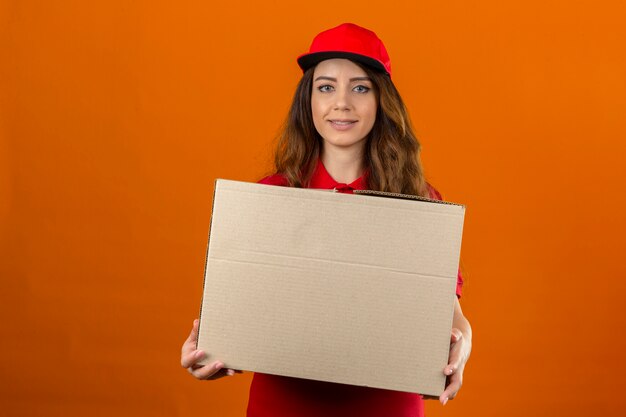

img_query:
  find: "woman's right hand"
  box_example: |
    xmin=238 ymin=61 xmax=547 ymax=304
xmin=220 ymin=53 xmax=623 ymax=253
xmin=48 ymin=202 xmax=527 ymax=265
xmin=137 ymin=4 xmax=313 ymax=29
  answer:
xmin=181 ymin=319 xmax=239 ymax=380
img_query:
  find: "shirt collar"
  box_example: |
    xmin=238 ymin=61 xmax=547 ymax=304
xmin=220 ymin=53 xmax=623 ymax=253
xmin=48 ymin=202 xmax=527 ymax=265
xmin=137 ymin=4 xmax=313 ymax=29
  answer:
xmin=309 ymin=159 xmax=368 ymax=192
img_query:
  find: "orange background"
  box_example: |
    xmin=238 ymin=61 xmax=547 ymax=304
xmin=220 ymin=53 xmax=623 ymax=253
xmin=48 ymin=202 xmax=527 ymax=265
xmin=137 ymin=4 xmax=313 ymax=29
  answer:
xmin=1 ymin=1 xmax=625 ymax=416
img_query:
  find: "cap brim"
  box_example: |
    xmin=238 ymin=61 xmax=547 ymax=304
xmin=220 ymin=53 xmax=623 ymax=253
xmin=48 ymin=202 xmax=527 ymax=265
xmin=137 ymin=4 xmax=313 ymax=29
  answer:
xmin=297 ymin=51 xmax=389 ymax=76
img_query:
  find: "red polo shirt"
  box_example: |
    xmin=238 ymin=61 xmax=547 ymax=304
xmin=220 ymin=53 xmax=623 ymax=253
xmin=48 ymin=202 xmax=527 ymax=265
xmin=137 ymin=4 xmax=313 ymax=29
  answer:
xmin=248 ymin=159 xmax=463 ymax=417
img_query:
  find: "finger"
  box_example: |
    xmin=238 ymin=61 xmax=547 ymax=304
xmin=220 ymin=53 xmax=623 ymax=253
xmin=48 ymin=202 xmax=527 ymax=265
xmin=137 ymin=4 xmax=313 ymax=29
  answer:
xmin=444 ymin=342 xmax=462 ymax=376
xmin=206 ymin=367 xmax=230 ymax=380
xmin=185 ymin=319 xmax=200 ymax=344
xmin=439 ymin=372 xmax=463 ymax=405
xmin=181 ymin=349 xmax=205 ymax=369
xmin=226 ymin=369 xmax=243 ymax=376
xmin=191 ymin=360 xmax=224 ymax=380
xmin=420 ymin=395 xmax=438 ymax=401
xmin=450 ymin=328 xmax=463 ymax=344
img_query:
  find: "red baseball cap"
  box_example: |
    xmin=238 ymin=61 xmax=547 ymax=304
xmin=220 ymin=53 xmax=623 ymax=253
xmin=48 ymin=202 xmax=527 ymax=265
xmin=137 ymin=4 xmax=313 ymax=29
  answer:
xmin=297 ymin=23 xmax=392 ymax=77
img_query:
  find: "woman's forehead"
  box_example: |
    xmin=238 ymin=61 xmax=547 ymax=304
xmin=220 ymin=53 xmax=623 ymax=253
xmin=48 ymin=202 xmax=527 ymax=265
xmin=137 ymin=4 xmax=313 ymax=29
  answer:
xmin=313 ymin=58 xmax=369 ymax=79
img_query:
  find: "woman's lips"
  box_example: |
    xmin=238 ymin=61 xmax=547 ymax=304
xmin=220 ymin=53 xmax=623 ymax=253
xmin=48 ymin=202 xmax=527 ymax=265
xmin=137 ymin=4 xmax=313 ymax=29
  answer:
xmin=328 ymin=120 xmax=357 ymax=131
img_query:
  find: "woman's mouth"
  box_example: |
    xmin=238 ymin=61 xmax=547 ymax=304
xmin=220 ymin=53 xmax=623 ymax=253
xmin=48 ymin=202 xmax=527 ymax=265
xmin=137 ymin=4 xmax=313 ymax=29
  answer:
xmin=329 ymin=120 xmax=357 ymax=131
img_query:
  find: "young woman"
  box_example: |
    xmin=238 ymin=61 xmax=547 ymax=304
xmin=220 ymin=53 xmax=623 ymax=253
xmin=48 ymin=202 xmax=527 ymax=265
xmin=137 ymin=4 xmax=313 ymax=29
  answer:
xmin=181 ymin=23 xmax=472 ymax=417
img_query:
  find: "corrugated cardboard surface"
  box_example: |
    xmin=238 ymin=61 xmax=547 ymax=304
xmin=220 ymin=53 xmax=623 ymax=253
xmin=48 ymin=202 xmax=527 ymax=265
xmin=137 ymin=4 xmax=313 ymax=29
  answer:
xmin=197 ymin=179 xmax=465 ymax=396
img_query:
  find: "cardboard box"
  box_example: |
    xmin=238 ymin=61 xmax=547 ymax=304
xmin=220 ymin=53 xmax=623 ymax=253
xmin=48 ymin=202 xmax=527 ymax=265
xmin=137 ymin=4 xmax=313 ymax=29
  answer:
xmin=197 ymin=179 xmax=465 ymax=396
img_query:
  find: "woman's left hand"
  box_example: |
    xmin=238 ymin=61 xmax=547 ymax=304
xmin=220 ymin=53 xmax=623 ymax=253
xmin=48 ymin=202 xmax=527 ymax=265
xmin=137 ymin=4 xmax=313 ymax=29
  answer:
xmin=439 ymin=297 xmax=472 ymax=405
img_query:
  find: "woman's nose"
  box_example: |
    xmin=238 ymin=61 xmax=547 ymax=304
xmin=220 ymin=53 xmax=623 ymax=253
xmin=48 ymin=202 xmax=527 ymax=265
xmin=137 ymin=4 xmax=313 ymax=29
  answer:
xmin=333 ymin=87 xmax=351 ymax=110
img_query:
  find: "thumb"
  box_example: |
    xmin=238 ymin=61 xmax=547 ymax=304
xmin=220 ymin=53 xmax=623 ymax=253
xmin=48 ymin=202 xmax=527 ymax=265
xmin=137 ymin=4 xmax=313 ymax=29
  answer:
xmin=186 ymin=319 xmax=200 ymax=343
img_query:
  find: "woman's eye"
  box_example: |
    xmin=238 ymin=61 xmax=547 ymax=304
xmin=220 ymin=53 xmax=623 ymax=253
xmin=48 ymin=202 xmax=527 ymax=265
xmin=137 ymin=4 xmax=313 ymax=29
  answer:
xmin=353 ymin=85 xmax=370 ymax=93
xmin=318 ymin=85 xmax=334 ymax=92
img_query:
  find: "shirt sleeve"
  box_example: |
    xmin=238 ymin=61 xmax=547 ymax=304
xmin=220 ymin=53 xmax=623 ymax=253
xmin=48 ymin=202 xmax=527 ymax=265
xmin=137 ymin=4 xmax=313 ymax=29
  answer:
xmin=426 ymin=183 xmax=464 ymax=298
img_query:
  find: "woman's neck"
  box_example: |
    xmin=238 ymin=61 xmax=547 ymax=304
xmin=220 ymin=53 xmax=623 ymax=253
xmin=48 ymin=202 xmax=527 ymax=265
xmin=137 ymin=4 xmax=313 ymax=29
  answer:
xmin=320 ymin=147 xmax=365 ymax=184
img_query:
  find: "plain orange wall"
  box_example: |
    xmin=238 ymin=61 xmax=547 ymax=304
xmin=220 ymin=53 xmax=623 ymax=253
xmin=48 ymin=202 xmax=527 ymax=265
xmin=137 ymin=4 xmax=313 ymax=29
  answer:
xmin=1 ymin=1 xmax=625 ymax=416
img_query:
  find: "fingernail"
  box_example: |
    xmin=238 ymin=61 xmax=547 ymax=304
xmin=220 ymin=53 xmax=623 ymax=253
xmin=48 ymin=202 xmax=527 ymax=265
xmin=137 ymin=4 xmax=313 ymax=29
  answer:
xmin=227 ymin=369 xmax=235 ymax=376
xmin=215 ymin=362 xmax=223 ymax=369
xmin=194 ymin=350 xmax=203 ymax=358
xmin=442 ymin=397 xmax=449 ymax=406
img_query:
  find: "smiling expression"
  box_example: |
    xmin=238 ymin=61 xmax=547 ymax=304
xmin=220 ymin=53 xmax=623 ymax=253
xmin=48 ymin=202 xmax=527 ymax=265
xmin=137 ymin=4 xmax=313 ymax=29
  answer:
xmin=311 ymin=59 xmax=377 ymax=154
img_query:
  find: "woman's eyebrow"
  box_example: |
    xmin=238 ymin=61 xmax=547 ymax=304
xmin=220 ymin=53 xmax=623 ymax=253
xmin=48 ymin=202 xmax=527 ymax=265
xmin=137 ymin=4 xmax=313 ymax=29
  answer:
xmin=313 ymin=76 xmax=371 ymax=82
xmin=314 ymin=76 xmax=336 ymax=82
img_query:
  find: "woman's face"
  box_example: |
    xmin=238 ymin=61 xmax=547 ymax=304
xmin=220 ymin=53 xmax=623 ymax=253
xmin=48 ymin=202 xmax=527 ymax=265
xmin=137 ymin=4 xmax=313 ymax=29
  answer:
xmin=311 ymin=59 xmax=377 ymax=154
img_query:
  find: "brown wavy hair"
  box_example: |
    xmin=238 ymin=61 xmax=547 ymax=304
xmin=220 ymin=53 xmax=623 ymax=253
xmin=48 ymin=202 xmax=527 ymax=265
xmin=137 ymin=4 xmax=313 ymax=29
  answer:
xmin=273 ymin=62 xmax=428 ymax=197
